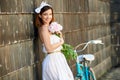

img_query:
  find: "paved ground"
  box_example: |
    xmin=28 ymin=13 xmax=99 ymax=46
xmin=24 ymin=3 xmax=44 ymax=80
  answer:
xmin=99 ymin=65 xmax=120 ymax=80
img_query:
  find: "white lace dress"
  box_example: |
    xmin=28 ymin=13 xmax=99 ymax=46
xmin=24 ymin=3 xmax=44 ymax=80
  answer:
xmin=42 ymin=34 xmax=74 ymax=80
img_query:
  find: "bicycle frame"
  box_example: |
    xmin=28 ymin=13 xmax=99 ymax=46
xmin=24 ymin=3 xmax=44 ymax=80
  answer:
xmin=76 ymin=60 xmax=95 ymax=80
xmin=75 ymin=40 xmax=103 ymax=80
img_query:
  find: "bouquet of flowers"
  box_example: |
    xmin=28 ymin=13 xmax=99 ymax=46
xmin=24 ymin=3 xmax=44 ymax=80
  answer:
xmin=49 ymin=22 xmax=63 ymax=33
xmin=49 ymin=22 xmax=77 ymax=61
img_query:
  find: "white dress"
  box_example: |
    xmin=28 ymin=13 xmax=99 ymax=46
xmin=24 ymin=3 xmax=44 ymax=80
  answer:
xmin=42 ymin=34 xmax=74 ymax=80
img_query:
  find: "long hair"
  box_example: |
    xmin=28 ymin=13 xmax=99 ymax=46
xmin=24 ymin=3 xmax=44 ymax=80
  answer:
xmin=35 ymin=6 xmax=54 ymax=28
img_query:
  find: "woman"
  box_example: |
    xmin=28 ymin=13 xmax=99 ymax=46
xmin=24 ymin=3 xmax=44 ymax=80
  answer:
xmin=35 ymin=1 xmax=74 ymax=80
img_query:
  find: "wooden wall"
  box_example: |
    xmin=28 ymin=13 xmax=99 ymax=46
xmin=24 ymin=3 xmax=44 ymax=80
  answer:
xmin=0 ymin=0 xmax=35 ymax=80
xmin=0 ymin=0 xmax=118 ymax=80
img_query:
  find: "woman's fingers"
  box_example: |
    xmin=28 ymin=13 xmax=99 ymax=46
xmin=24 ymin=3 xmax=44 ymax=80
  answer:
xmin=56 ymin=31 xmax=62 ymax=37
xmin=60 ymin=38 xmax=64 ymax=44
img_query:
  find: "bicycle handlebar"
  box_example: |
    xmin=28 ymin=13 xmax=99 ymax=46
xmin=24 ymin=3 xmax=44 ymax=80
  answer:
xmin=74 ymin=40 xmax=104 ymax=53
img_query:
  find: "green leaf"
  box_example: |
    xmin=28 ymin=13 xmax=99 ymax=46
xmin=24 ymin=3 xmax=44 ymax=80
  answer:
xmin=61 ymin=43 xmax=77 ymax=61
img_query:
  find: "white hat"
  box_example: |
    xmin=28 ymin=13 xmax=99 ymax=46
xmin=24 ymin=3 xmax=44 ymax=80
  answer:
xmin=35 ymin=1 xmax=51 ymax=13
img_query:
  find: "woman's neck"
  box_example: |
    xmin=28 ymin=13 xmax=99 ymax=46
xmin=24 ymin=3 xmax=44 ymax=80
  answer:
xmin=43 ymin=23 xmax=49 ymax=27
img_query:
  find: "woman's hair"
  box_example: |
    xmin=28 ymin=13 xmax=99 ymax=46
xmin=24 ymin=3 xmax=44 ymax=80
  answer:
xmin=35 ymin=6 xmax=54 ymax=27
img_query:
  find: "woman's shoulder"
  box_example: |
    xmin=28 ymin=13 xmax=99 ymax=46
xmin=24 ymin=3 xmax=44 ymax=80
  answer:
xmin=39 ymin=25 xmax=48 ymax=32
xmin=39 ymin=26 xmax=51 ymax=37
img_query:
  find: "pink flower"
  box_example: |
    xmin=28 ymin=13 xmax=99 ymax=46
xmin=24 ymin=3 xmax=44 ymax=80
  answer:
xmin=49 ymin=22 xmax=63 ymax=33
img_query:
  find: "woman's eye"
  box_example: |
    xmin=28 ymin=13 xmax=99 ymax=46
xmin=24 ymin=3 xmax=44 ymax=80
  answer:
xmin=43 ymin=13 xmax=47 ymax=15
xmin=43 ymin=13 xmax=52 ymax=15
xmin=49 ymin=13 xmax=52 ymax=15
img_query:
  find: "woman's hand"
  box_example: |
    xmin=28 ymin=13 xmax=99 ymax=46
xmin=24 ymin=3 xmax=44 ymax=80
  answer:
xmin=56 ymin=31 xmax=64 ymax=45
xmin=56 ymin=31 xmax=63 ymax=38
xmin=60 ymin=38 xmax=64 ymax=45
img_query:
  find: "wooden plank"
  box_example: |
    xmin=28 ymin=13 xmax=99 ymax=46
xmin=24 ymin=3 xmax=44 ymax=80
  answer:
xmin=0 ymin=15 xmax=2 ymax=45
xmin=0 ymin=47 xmax=7 ymax=77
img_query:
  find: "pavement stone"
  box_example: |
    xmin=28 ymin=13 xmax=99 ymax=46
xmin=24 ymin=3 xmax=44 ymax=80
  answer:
xmin=99 ymin=66 xmax=120 ymax=80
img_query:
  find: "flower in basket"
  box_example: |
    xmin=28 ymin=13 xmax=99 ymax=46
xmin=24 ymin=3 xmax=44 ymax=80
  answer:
xmin=48 ymin=22 xmax=77 ymax=61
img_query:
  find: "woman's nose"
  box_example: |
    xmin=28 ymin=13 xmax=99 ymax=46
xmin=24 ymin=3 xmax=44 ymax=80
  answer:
xmin=47 ymin=15 xmax=51 ymax=18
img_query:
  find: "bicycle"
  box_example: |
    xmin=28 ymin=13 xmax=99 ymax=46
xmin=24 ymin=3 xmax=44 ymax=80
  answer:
xmin=74 ymin=40 xmax=104 ymax=80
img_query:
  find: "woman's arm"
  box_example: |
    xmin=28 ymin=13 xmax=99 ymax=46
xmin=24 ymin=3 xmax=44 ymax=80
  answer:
xmin=39 ymin=27 xmax=64 ymax=53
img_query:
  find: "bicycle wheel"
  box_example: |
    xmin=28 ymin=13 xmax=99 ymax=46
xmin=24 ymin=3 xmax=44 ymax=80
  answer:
xmin=89 ymin=68 xmax=96 ymax=80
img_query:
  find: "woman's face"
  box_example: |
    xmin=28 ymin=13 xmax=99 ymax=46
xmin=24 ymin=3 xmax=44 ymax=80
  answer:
xmin=40 ymin=9 xmax=53 ymax=25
